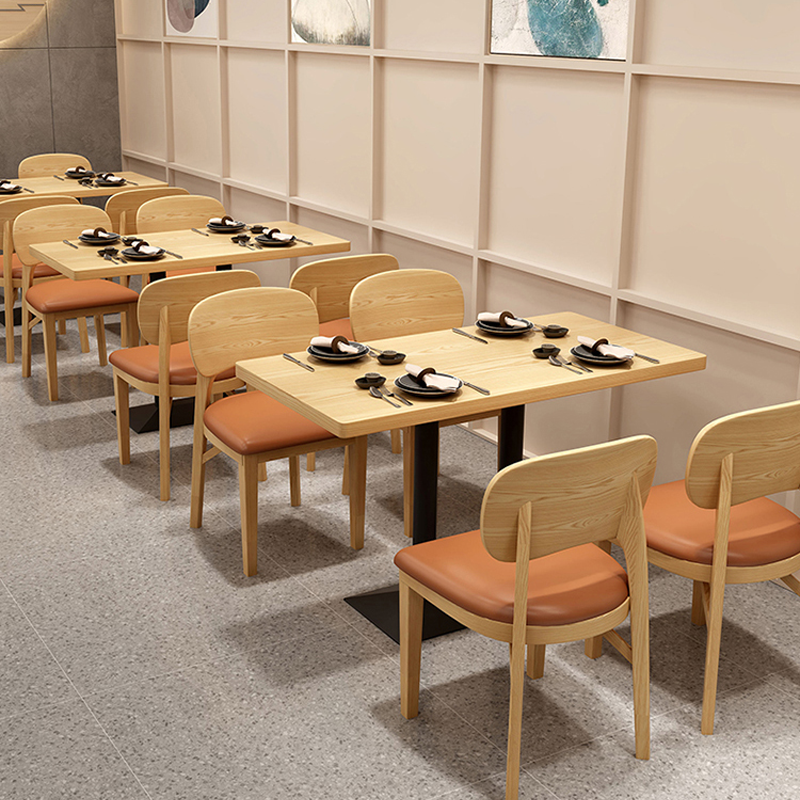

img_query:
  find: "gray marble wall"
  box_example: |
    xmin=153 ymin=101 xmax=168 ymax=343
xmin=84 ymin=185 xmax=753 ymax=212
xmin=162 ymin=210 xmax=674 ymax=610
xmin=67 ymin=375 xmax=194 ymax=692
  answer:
xmin=0 ymin=0 xmax=120 ymax=178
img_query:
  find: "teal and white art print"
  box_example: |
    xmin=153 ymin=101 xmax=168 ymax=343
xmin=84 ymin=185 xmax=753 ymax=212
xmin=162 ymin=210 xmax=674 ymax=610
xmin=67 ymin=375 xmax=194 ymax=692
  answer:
xmin=166 ymin=0 xmax=218 ymax=38
xmin=291 ymin=0 xmax=371 ymax=46
xmin=491 ymin=0 xmax=629 ymax=61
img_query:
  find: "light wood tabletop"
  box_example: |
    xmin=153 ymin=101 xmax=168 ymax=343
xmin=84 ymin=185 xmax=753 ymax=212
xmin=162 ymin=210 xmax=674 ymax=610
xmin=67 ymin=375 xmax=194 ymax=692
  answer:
xmin=236 ymin=312 xmax=707 ymax=439
xmin=29 ymin=221 xmax=351 ymax=280
xmin=4 ymin=172 xmax=168 ymax=199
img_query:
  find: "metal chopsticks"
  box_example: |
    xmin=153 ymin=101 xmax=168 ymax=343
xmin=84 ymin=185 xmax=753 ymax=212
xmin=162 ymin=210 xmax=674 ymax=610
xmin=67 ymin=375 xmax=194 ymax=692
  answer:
xmin=452 ymin=327 xmax=489 ymax=344
xmin=283 ymin=353 xmax=314 ymax=372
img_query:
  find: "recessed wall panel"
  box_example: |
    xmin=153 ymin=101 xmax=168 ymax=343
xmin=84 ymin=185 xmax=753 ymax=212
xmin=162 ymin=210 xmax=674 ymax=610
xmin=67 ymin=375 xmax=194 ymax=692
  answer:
xmin=119 ymin=0 xmax=162 ymax=38
xmin=640 ymin=0 xmax=800 ymax=72
xmin=295 ymin=54 xmax=370 ymax=217
xmin=628 ymin=78 xmax=800 ymax=339
xmin=121 ymin=42 xmax=165 ymax=158
xmin=122 ymin=157 xmax=167 ymax=182
xmin=374 ymin=231 xmax=473 ymax=315
xmin=293 ymin=207 xmax=369 ymax=269
xmin=488 ymin=67 xmax=625 ymax=284
xmin=227 ymin=49 xmax=286 ymax=191
xmin=226 ymin=0 xmax=285 ymax=42
xmin=171 ymin=44 xmax=221 ymax=173
xmin=381 ymin=60 xmax=479 ymax=246
xmin=382 ymin=0 xmax=485 ymax=53
xmin=617 ymin=304 xmax=800 ymax=485
xmin=171 ymin=170 xmax=220 ymax=199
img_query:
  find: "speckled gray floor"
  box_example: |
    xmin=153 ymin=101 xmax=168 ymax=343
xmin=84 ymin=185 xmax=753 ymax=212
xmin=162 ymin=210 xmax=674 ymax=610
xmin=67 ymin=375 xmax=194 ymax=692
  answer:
xmin=2 ymin=318 xmax=800 ymax=800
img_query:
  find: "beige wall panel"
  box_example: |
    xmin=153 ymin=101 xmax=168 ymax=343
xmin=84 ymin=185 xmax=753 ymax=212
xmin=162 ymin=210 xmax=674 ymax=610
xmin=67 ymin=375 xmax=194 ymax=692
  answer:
xmin=121 ymin=42 xmax=165 ymax=158
xmin=380 ymin=60 xmax=480 ymax=246
xmin=617 ymin=304 xmax=800 ymax=486
xmin=483 ymin=262 xmax=611 ymax=321
xmin=171 ymin=45 xmax=221 ymax=174
xmin=487 ymin=68 xmax=625 ymax=284
xmin=382 ymin=0 xmax=485 ymax=53
xmin=374 ymin=231 xmax=473 ymax=315
xmin=295 ymin=54 xmax=370 ymax=217
xmin=171 ymin=171 xmax=221 ymax=200
xmin=119 ymin=0 xmax=162 ymax=38
xmin=293 ymin=207 xmax=370 ymax=269
xmin=628 ymin=78 xmax=800 ymax=339
xmin=227 ymin=187 xmax=287 ymax=225
xmin=640 ymin=0 xmax=800 ymax=72
xmin=122 ymin=157 xmax=167 ymax=182
xmin=227 ymin=49 xmax=286 ymax=190
xmin=225 ymin=0 xmax=285 ymax=42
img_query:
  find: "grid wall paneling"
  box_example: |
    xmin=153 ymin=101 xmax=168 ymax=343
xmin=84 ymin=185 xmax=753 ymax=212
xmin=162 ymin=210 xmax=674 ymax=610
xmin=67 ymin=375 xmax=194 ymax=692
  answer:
xmin=114 ymin=0 xmax=800 ymax=527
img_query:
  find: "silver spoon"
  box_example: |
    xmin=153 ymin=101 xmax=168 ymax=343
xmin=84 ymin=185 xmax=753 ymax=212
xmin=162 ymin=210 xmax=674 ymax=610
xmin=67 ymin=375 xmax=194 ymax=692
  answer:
xmin=369 ymin=386 xmax=400 ymax=408
xmin=380 ymin=386 xmax=412 ymax=406
xmin=557 ymin=355 xmax=592 ymax=373
xmin=549 ymin=355 xmax=583 ymax=375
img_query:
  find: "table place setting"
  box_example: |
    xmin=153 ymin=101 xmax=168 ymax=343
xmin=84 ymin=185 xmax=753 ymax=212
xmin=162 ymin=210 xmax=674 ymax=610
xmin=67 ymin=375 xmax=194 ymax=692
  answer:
xmin=571 ymin=336 xmax=660 ymax=366
xmin=308 ymin=335 xmax=370 ymax=362
xmin=476 ymin=310 xmax=535 ymax=336
xmin=0 ymin=179 xmax=24 ymax=194
xmin=119 ymin=238 xmax=167 ymax=261
xmin=64 ymin=165 xmax=94 ymax=179
xmin=78 ymin=226 xmax=120 ymax=245
xmin=396 ymin=364 xmax=463 ymax=397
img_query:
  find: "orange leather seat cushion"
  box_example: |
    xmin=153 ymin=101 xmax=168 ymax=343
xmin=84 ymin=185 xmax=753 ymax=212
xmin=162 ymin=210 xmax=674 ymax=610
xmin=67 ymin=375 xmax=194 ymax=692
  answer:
xmin=204 ymin=391 xmax=336 ymax=456
xmin=319 ymin=317 xmax=354 ymax=340
xmin=109 ymin=340 xmax=235 ymax=386
xmin=395 ymin=531 xmax=629 ymax=626
xmin=1 ymin=253 xmax=60 ymax=280
xmin=645 ymin=479 xmax=800 ymax=566
xmin=26 ymin=279 xmax=138 ymax=314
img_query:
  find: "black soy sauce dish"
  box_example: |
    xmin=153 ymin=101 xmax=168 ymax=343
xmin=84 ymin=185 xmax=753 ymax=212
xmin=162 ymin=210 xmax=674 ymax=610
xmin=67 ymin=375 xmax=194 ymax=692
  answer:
xmin=377 ymin=350 xmax=406 ymax=366
xmin=540 ymin=324 xmax=569 ymax=339
xmin=533 ymin=344 xmax=560 ymax=359
xmin=355 ymin=373 xmax=386 ymax=389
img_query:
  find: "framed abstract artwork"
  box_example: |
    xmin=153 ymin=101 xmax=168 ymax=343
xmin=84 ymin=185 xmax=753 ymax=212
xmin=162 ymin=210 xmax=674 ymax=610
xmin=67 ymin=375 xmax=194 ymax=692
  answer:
xmin=491 ymin=0 xmax=629 ymax=61
xmin=291 ymin=0 xmax=371 ymax=46
xmin=166 ymin=0 xmax=218 ymax=38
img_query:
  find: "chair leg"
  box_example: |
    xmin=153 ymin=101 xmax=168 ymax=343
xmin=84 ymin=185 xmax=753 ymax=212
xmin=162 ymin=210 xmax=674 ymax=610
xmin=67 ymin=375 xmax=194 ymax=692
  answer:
xmin=348 ymin=436 xmax=367 ymax=550
xmin=391 ymin=428 xmax=401 ymax=454
xmin=631 ymin=595 xmax=651 ymax=759
xmin=700 ymin=582 xmax=726 ymax=735
xmin=125 ymin=307 xmax=139 ymax=348
xmin=399 ymin=578 xmax=424 ymax=719
xmin=584 ymin=635 xmax=603 ymax=659
xmin=289 ymin=455 xmax=301 ymax=507
xmin=527 ymin=644 xmax=545 ymax=679
xmin=692 ymin=581 xmax=707 ymax=626
xmin=42 ymin=315 xmax=59 ymax=401
xmin=113 ymin=372 xmax=131 ymax=465
xmin=403 ymin=426 xmax=414 ymax=538
xmin=4 ymin=287 xmax=15 ymax=364
xmin=258 ymin=462 xmax=267 ymax=482
xmin=159 ymin=395 xmax=172 ymax=501
xmin=189 ymin=425 xmax=207 ymax=529
xmin=22 ymin=307 xmax=33 ymax=378
xmin=505 ymin=641 xmax=526 ymax=800
xmin=77 ymin=317 xmax=90 ymax=353
xmin=239 ymin=456 xmax=259 ymax=577
xmin=94 ymin=315 xmax=107 ymax=366
xmin=58 ymin=318 xmax=66 ymax=335
xmin=306 ymin=452 xmax=316 ymax=472
xmin=340 ymin=447 xmax=350 ymax=496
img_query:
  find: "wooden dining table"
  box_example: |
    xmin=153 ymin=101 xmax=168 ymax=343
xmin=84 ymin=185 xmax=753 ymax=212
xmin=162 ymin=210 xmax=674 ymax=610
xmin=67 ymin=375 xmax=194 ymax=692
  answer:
xmin=236 ymin=311 xmax=706 ymax=640
xmin=3 ymin=171 xmax=168 ymax=199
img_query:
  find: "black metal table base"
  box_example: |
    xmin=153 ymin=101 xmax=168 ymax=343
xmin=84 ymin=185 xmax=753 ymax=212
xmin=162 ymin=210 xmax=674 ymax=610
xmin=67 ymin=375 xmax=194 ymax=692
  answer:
xmin=0 ymin=306 xmax=22 ymax=327
xmin=114 ymin=397 xmax=196 ymax=434
xmin=344 ymin=586 xmax=463 ymax=645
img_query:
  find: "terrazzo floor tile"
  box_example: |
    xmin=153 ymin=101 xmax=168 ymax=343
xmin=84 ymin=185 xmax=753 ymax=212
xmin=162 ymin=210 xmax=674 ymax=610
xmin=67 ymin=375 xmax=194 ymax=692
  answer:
xmin=0 ymin=586 xmax=78 ymax=721
xmin=87 ymin=627 xmax=508 ymax=800
xmin=0 ymin=699 xmax=148 ymax=799
xmin=432 ymin=771 xmax=558 ymax=800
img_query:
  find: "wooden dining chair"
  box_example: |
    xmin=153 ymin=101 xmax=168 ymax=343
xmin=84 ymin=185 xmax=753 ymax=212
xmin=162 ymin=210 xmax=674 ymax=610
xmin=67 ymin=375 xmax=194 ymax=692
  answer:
xmin=644 ymin=400 xmax=800 ymax=734
xmin=109 ymin=270 xmax=261 ymax=501
xmin=13 ymin=205 xmax=140 ymax=401
xmin=18 ymin=153 xmax=91 ymax=178
xmin=290 ymin=253 xmax=400 ymax=466
xmin=396 ymin=435 xmax=656 ymax=800
xmin=105 ymin=186 xmax=189 ymax=236
xmin=187 ymin=286 xmax=368 ymax=577
xmin=137 ymin=194 xmax=225 ymax=279
xmin=1 ymin=195 xmax=80 ymax=364
xmin=349 ymin=268 xmax=498 ymax=536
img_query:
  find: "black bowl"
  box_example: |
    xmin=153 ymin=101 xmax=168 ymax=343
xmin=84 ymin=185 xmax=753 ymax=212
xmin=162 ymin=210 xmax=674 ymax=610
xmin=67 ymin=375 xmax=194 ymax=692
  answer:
xmin=541 ymin=324 xmax=569 ymax=339
xmin=533 ymin=344 xmax=560 ymax=359
xmin=355 ymin=373 xmax=386 ymax=389
xmin=377 ymin=350 xmax=405 ymax=365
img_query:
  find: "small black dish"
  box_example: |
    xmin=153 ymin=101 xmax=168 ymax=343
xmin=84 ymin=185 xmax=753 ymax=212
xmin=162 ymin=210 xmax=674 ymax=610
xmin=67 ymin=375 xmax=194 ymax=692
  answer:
xmin=533 ymin=344 xmax=560 ymax=359
xmin=249 ymin=224 xmax=265 ymax=233
xmin=541 ymin=324 xmax=569 ymax=339
xmin=355 ymin=373 xmax=386 ymax=389
xmin=377 ymin=350 xmax=406 ymax=366
xmin=231 ymin=234 xmax=251 ymax=244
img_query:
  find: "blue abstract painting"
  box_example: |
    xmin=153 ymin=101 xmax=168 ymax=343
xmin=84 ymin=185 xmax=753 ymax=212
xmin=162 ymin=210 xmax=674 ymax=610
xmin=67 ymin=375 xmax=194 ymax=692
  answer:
xmin=491 ymin=0 xmax=629 ymax=61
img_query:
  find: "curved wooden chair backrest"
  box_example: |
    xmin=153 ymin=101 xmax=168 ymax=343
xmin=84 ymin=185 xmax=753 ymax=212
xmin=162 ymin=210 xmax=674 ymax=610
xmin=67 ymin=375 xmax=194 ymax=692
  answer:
xmin=105 ymin=187 xmax=189 ymax=235
xmin=349 ymin=268 xmax=464 ymax=341
xmin=290 ymin=254 xmax=399 ymax=324
xmin=18 ymin=153 xmax=91 ymax=178
xmin=0 ymin=195 xmax=79 ymax=252
xmin=481 ymin=435 xmax=658 ymax=563
xmin=189 ymin=287 xmax=318 ymax=379
xmin=13 ymin=204 xmax=110 ymax=266
xmin=136 ymin=194 xmax=225 ymax=235
xmin=137 ymin=270 xmax=261 ymax=346
xmin=685 ymin=400 xmax=800 ymax=509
